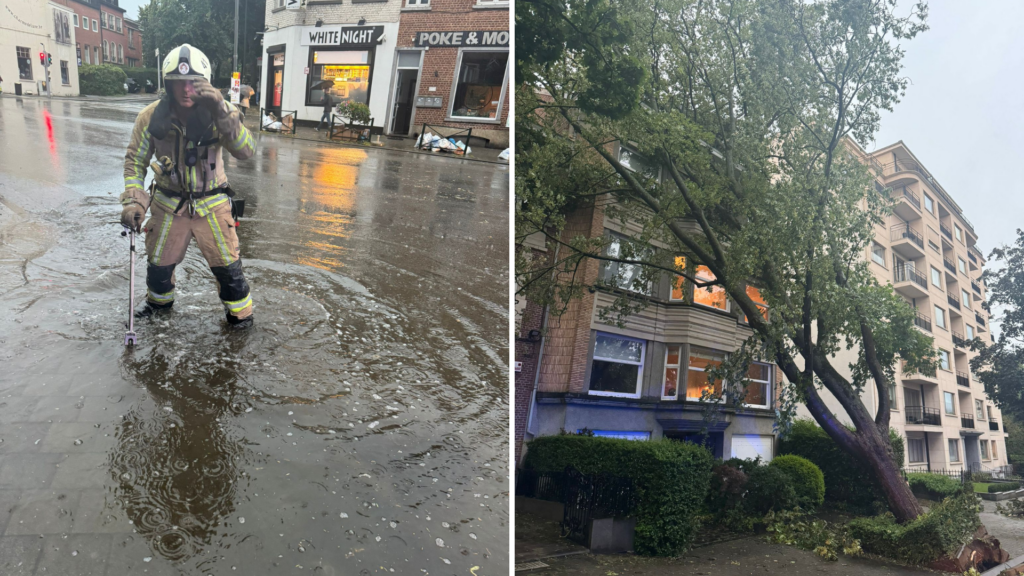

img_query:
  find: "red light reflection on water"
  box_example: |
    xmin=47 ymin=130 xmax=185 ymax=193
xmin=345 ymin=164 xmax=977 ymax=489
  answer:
xmin=43 ymin=108 xmax=57 ymax=156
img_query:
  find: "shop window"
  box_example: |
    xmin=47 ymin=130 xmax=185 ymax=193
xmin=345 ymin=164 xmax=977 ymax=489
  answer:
xmin=908 ymin=438 xmax=925 ymax=463
xmin=670 ymin=256 xmax=686 ymax=301
xmin=306 ymin=50 xmax=371 ymax=108
xmin=687 ymin=346 xmax=724 ymax=400
xmin=743 ymin=362 xmax=771 ymax=408
xmin=450 ymin=50 xmax=507 ymax=120
xmin=662 ymin=345 xmax=680 ymax=400
xmin=693 ymin=265 xmax=728 ymax=311
xmin=589 ymin=333 xmax=644 ymax=398
xmin=60 ymin=61 xmax=69 ymax=85
xmin=16 ymin=46 xmax=32 ymax=80
xmin=742 ymin=285 xmax=768 ymax=323
xmin=948 ymin=439 xmax=960 ymax=462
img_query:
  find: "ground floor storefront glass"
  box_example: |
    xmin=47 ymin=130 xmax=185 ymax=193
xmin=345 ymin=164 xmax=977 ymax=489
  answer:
xmin=450 ymin=50 xmax=508 ymax=120
xmin=306 ymin=49 xmax=371 ymax=108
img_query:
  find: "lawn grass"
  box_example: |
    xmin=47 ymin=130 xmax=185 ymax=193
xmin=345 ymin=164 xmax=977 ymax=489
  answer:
xmin=974 ymin=482 xmax=992 ymax=493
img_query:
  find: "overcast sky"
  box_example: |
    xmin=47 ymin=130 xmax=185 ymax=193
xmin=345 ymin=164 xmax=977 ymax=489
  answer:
xmin=119 ymin=0 xmax=144 ymax=21
xmin=870 ymin=0 xmax=1024 ymax=255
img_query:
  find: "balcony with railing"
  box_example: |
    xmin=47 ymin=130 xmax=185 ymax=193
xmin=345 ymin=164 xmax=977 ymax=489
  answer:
xmin=894 ymin=265 xmax=929 ymax=298
xmin=943 ymin=256 xmax=956 ymax=273
xmin=906 ymin=405 xmax=942 ymax=426
xmin=947 ymin=292 xmax=961 ymax=310
xmin=961 ymin=416 xmax=975 ymax=429
xmin=891 ymin=224 xmax=925 ymax=258
xmin=941 ymin=223 xmax=953 ymax=240
xmin=976 ymin=312 xmax=986 ymax=327
xmin=913 ymin=310 xmax=932 ymax=332
xmin=968 ymin=251 xmax=977 ymax=264
xmin=892 ymin=187 xmax=922 ymax=220
xmin=972 ymin=280 xmax=981 ymax=294
xmin=956 ymin=371 xmax=970 ymax=387
xmin=952 ymin=332 xmax=967 ymax=349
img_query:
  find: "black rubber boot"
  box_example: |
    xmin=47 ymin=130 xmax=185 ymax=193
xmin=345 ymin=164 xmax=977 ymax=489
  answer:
xmin=226 ymin=312 xmax=254 ymax=330
xmin=135 ymin=301 xmax=173 ymax=319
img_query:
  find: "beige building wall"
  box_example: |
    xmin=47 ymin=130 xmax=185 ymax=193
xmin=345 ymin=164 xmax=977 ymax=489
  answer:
xmin=797 ymin=141 xmax=1008 ymax=474
xmin=0 ymin=0 xmax=80 ymax=96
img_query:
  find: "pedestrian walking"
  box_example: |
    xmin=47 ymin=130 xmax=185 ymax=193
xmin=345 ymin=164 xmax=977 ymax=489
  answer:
xmin=314 ymin=88 xmax=333 ymax=132
xmin=119 ymin=43 xmax=257 ymax=329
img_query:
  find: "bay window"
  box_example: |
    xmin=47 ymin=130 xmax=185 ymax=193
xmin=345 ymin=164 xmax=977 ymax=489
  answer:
xmin=670 ymin=256 xmax=686 ymax=301
xmin=662 ymin=346 xmax=681 ymax=400
xmin=693 ymin=265 xmax=728 ymax=311
xmin=687 ymin=347 xmax=724 ymax=400
xmin=743 ymin=363 xmax=771 ymax=408
xmin=599 ymin=235 xmax=651 ymax=294
xmin=743 ymin=285 xmax=768 ymax=323
xmin=589 ymin=333 xmax=644 ymax=398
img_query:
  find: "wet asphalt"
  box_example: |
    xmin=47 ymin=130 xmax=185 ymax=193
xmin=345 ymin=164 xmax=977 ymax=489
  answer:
xmin=0 ymin=95 xmax=509 ymax=575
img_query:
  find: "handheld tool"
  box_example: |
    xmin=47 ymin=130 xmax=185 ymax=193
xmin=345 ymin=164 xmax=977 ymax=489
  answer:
xmin=121 ymin=226 xmax=138 ymax=346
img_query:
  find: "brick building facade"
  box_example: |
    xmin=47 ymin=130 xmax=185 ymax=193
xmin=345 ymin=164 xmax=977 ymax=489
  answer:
xmin=124 ymin=18 xmax=142 ymax=67
xmin=61 ymin=0 xmax=101 ymax=65
xmin=395 ymin=0 xmax=508 ymax=147
xmin=98 ymin=0 xmax=126 ymax=64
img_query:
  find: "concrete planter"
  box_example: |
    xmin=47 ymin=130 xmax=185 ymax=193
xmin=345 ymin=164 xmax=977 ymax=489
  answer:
xmin=978 ymin=488 xmax=1024 ymax=501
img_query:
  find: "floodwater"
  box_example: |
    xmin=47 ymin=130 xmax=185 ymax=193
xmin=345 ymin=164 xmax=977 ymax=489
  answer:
xmin=0 ymin=95 xmax=509 ymax=575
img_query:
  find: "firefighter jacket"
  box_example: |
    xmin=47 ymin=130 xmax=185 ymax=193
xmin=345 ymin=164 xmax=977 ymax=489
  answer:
xmin=120 ymin=96 xmax=255 ymax=210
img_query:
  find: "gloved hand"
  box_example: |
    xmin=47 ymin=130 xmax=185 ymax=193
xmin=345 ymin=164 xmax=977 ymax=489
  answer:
xmin=190 ymin=78 xmax=225 ymax=112
xmin=121 ymin=203 xmax=145 ymax=233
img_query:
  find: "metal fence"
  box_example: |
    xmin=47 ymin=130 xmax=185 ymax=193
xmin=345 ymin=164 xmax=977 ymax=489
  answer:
xmin=515 ymin=468 xmax=567 ymax=502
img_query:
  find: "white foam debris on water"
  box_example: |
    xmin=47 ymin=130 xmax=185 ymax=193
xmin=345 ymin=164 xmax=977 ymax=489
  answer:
xmin=238 ymin=517 xmax=245 ymax=524
xmin=435 ymin=538 xmax=444 ymax=547
xmin=367 ymin=421 xmax=379 ymax=429
xmin=469 ymin=533 xmax=477 ymax=540
xmin=442 ymin=522 xmax=449 ymax=528
xmin=143 ymin=557 xmax=152 ymax=562
xmin=340 ymin=513 xmax=349 ymax=518
xmin=442 ymin=558 xmax=451 ymax=565
xmin=288 ymin=411 xmax=294 ymax=415
xmin=375 ymin=536 xmax=381 ymax=542
xmin=390 ymin=521 xmax=397 ymax=528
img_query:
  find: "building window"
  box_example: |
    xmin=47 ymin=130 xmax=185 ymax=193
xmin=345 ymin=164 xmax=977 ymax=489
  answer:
xmin=687 ymin=347 xmax=724 ymax=401
xmin=981 ymin=440 xmax=990 ymax=460
xmin=930 ymin=267 xmax=941 ymax=288
xmin=955 ymin=225 xmax=962 ymax=243
xmin=84 ymin=44 xmax=90 ymax=64
xmin=928 ymin=240 xmax=940 ymax=252
xmin=588 ymin=430 xmax=651 ymax=441
xmin=116 ymin=17 xmax=122 ymax=32
xmin=692 ymin=265 xmax=728 ymax=311
xmin=406 ymin=0 xmax=430 ymax=6
xmin=618 ymin=145 xmax=661 ymax=181
xmin=103 ymin=40 xmax=108 ymax=60
xmin=92 ymin=19 xmax=98 ymax=32
xmin=599 ymin=235 xmax=651 ymax=294
xmin=944 ymin=391 xmax=955 ymax=415
xmin=908 ymin=438 xmax=926 ymax=463
xmin=73 ymin=13 xmax=79 ymax=26
xmin=129 ymin=29 xmax=134 ymax=47
xmin=871 ymin=242 xmax=886 ymax=266
xmin=966 ymin=325 xmax=974 ymax=340
xmin=743 ymin=362 xmax=771 ymax=408
xmin=93 ymin=47 xmax=98 ymax=62
xmin=889 ymin=380 xmax=898 ymax=410
xmin=961 ymin=288 xmax=970 ymax=307
xmin=958 ymin=257 xmax=967 ymax=274
xmin=16 ymin=46 xmax=32 ymax=80
xmin=662 ymin=345 xmax=681 ymax=400
xmin=934 ymin=305 xmax=946 ymax=329
xmin=275 ymin=0 xmax=284 ymax=7
xmin=992 ymin=440 xmax=999 ymax=459
xmin=60 ymin=61 xmax=69 ymax=85
xmin=54 ymin=9 xmax=71 ymax=44
xmin=306 ymin=49 xmax=370 ymax=108
xmin=939 ymin=349 xmax=950 ymax=371
xmin=924 ymin=194 xmax=934 ymax=214
xmin=976 ymin=399 xmax=984 ymax=420
xmin=450 ymin=49 xmax=508 ymax=120
xmin=118 ymin=43 xmax=123 ymax=63
xmin=949 ymin=438 xmax=960 ymax=462
xmin=743 ymin=285 xmax=768 ymax=323
xmin=670 ymin=256 xmax=686 ymax=301
xmin=589 ymin=333 xmax=645 ymax=398
xmin=988 ymin=404 xmax=994 ymax=420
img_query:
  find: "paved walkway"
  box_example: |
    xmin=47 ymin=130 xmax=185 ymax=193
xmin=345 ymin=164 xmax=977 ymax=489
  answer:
xmin=981 ymin=499 xmax=1024 ymax=558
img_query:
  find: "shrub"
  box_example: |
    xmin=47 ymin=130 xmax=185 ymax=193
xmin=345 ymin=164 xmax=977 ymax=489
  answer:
xmin=723 ymin=456 xmax=761 ymax=474
xmin=705 ymin=462 xmax=748 ymax=515
xmin=769 ymin=455 xmax=825 ymax=509
xmin=79 ymin=64 xmax=127 ymax=96
xmin=335 ymin=101 xmax=372 ymax=125
xmin=765 ymin=510 xmax=862 ymax=561
xmin=778 ymin=420 xmax=904 ymax=512
xmin=744 ymin=464 xmax=799 ymax=515
xmin=988 ymin=482 xmax=1021 ymax=493
xmin=523 ymin=435 xmax=714 ymax=556
xmin=847 ymin=492 xmax=981 ymax=564
xmin=907 ymin=473 xmax=963 ymax=500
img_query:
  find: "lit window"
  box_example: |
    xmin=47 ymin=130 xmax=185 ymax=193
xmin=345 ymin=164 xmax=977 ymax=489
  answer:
xmin=949 ymin=439 xmax=960 ymax=462
xmin=955 ymin=225 xmax=962 ymax=242
xmin=693 ymin=266 xmax=728 ymax=311
xmin=934 ymin=305 xmax=946 ymax=329
xmin=670 ymin=256 xmax=686 ymax=301
xmin=743 ymin=285 xmax=768 ymax=323
xmin=743 ymin=363 xmax=771 ymax=408
xmin=958 ymin=257 xmax=967 ymax=274
xmin=687 ymin=347 xmax=724 ymax=400
xmin=924 ymin=194 xmax=934 ymax=214
xmin=662 ymin=346 xmax=681 ymax=400
xmin=939 ymin=349 xmax=950 ymax=370
xmin=306 ymin=50 xmax=371 ymax=107
xmin=450 ymin=50 xmax=508 ymax=121
xmin=930 ymin=267 xmax=941 ymax=288
xmin=589 ymin=333 xmax=645 ymax=397
xmin=871 ymin=243 xmax=886 ymax=265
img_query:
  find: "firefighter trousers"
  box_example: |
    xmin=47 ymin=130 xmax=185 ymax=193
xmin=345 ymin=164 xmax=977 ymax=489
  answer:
xmin=142 ymin=191 xmax=253 ymax=320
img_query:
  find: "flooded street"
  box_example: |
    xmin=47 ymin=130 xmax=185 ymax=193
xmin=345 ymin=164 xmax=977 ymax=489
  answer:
xmin=0 ymin=95 xmax=509 ymax=575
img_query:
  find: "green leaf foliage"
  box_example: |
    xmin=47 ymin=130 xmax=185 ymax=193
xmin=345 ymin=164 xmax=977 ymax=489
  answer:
xmin=769 ymin=455 xmax=825 ymax=510
xmin=742 ymin=465 xmax=799 ymax=516
xmin=906 ymin=473 xmax=962 ymax=501
xmin=988 ymin=482 xmax=1020 ymax=493
xmin=765 ymin=510 xmax=862 ymax=561
xmin=79 ymin=64 xmax=128 ymax=96
xmin=778 ymin=420 xmax=902 ymax=512
xmin=522 ymin=435 xmax=714 ymax=556
xmin=847 ymin=492 xmax=981 ymax=564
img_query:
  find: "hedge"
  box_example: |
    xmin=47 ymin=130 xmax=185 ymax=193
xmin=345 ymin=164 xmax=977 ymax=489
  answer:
xmin=79 ymin=64 xmax=126 ymax=96
xmin=523 ymin=435 xmax=714 ymax=556
xmin=847 ymin=492 xmax=981 ymax=564
xmin=743 ymin=464 xmax=798 ymax=515
xmin=778 ymin=420 xmax=904 ymax=512
xmin=907 ymin=473 xmax=963 ymax=501
xmin=988 ymin=482 xmax=1021 ymax=493
xmin=769 ymin=455 xmax=825 ymax=509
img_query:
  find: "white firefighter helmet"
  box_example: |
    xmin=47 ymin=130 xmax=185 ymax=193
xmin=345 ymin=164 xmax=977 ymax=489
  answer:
xmin=161 ymin=44 xmax=212 ymax=83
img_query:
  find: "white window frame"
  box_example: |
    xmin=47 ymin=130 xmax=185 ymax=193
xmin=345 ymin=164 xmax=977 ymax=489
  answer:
xmin=84 ymin=44 xmax=90 ymax=64
xmin=939 ymin=349 xmax=950 ymax=371
xmin=475 ymin=0 xmax=510 ymax=6
xmin=871 ymin=242 xmax=886 ymax=266
xmin=588 ymin=332 xmax=645 ymax=399
xmin=949 ymin=438 xmax=960 ymax=462
xmin=447 ymin=47 xmax=508 ymax=124
xmin=600 ymin=234 xmax=652 ymax=294
xmin=929 ymin=240 xmax=940 ymax=253
xmin=930 ymin=267 xmax=942 ymax=288
xmin=908 ymin=437 xmax=926 ymax=463
xmin=92 ymin=19 xmax=97 ymax=32
xmin=686 ymin=347 xmax=727 ymax=403
xmin=742 ymin=362 xmax=772 ymax=409
xmin=944 ymin=391 xmax=956 ymax=415
xmin=934 ymin=305 xmax=946 ymax=329
xmin=73 ymin=13 xmax=78 ymax=26
xmin=405 ymin=0 xmax=430 ymax=7
xmin=662 ymin=345 xmax=681 ymax=401
xmin=924 ymin=194 xmax=934 ymax=214
xmin=617 ymin=143 xmax=662 ymax=182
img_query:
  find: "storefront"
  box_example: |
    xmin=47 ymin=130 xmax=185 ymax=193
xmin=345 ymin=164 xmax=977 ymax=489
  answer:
xmin=260 ymin=23 xmax=398 ymax=123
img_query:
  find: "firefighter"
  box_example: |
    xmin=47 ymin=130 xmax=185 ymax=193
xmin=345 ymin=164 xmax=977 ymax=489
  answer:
xmin=119 ymin=44 xmax=257 ymax=329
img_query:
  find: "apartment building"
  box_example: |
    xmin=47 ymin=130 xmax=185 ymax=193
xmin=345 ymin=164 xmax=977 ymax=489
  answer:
xmin=515 ymin=142 xmax=779 ymax=465
xmin=1 ymin=0 xmax=80 ymax=96
xmin=97 ymin=0 xmax=127 ymax=64
xmin=123 ymin=18 xmax=142 ymax=67
xmin=813 ymin=141 xmax=1008 ymax=474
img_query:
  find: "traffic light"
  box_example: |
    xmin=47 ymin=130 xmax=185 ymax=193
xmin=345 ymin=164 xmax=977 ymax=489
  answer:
xmin=47 ymin=53 xmax=52 ymax=65
xmin=39 ymin=52 xmax=45 ymax=65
